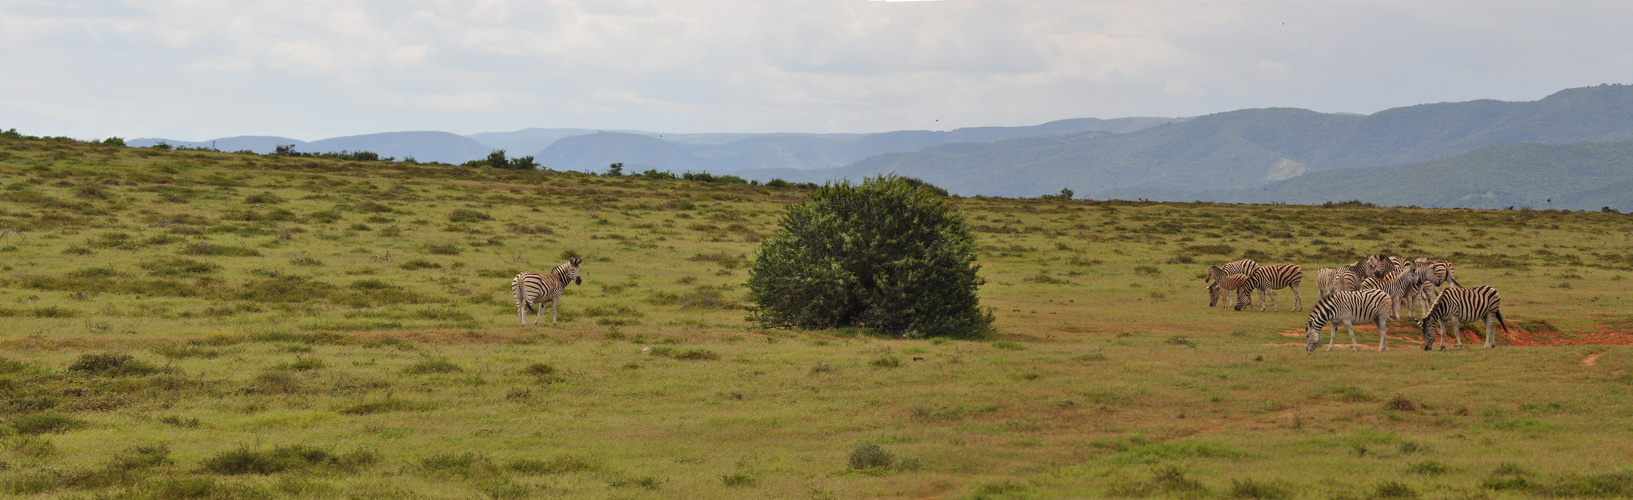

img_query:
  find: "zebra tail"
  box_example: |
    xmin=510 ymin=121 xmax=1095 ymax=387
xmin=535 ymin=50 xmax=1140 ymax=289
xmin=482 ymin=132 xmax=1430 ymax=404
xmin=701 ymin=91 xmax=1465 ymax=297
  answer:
xmin=1449 ymin=276 xmax=1463 ymax=287
xmin=1495 ymin=309 xmax=1508 ymax=333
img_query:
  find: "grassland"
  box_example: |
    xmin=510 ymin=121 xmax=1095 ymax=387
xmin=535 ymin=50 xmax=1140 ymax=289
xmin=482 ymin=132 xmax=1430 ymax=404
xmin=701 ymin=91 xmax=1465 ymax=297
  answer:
xmin=1 ymin=136 xmax=1633 ymax=498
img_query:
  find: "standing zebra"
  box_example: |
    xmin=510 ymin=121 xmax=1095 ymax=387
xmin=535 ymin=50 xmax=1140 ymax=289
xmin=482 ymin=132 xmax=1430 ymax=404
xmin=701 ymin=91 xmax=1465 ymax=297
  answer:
xmin=1247 ymin=264 xmax=1303 ymax=311
xmin=1304 ymin=289 xmax=1393 ymax=352
xmin=1205 ymin=266 xmax=1252 ymax=311
xmin=512 ymin=257 xmax=584 ymax=326
xmin=1420 ymin=285 xmax=1507 ymax=350
xmin=1316 ymin=268 xmax=1339 ymax=300
xmin=1206 ymin=259 xmax=1258 ymax=307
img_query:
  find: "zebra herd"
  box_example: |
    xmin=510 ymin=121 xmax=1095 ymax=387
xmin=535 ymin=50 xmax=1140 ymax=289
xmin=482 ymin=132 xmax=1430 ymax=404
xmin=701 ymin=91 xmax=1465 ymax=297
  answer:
xmin=1202 ymin=255 xmax=1508 ymax=352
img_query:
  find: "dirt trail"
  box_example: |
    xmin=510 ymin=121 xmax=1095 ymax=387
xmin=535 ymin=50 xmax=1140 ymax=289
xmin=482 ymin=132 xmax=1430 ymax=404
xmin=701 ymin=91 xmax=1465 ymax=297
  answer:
xmin=1581 ymin=352 xmax=1606 ymax=366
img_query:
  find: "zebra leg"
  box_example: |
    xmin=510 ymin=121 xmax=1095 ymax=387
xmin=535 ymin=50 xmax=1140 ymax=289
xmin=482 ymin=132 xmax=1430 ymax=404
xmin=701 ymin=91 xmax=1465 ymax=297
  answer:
xmin=1345 ymin=320 xmax=1359 ymax=351
xmin=1377 ymin=318 xmax=1388 ymax=352
xmin=518 ymin=302 xmax=527 ymax=327
xmin=1450 ymin=319 xmax=1463 ymax=349
xmin=1327 ymin=323 xmax=1338 ymax=351
xmin=1293 ymin=287 xmax=1302 ymax=311
xmin=551 ymin=300 xmax=559 ymax=325
xmin=1484 ymin=315 xmax=1496 ymax=348
xmin=533 ymin=301 xmax=544 ymax=326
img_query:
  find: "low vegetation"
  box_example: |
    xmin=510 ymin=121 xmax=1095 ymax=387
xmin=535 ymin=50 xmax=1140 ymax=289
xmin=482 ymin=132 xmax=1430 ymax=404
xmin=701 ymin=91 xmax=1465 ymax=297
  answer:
xmin=0 ymin=133 xmax=1631 ymax=497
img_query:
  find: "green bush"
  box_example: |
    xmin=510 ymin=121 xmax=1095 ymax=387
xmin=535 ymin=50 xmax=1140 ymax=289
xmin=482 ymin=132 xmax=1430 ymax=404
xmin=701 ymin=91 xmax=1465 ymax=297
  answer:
xmin=746 ymin=176 xmax=991 ymax=338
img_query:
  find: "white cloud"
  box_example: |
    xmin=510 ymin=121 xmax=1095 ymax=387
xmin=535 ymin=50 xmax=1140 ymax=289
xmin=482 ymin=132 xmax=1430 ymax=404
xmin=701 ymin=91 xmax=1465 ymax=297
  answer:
xmin=3 ymin=1 xmax=1633 ymax=139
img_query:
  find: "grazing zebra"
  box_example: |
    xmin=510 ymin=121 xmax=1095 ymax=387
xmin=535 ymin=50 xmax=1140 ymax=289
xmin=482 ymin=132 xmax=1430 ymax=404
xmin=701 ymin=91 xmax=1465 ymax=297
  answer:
xmin=511 ymin=257 xmax=584 ymax=326
xmin=1304 ymin=289 xmax=1393 ymax=352
xmin=1205 ymin=266 xmax=1252 ymax=311
xmin=1420 ymin=285 xmax=1507 ymax=350
xmin=1247 ymin=264 xmax=1303 ymax=311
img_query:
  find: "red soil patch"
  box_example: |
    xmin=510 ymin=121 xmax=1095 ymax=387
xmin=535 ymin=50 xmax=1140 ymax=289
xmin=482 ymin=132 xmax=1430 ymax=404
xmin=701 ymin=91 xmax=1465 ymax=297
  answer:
xmin=1275 ymin=317 xmax=1633 ymax=347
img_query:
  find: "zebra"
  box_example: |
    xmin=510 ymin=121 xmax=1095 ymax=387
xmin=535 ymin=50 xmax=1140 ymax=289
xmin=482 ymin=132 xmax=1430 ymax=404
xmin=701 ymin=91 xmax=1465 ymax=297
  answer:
xmin=511 ymin=257 xmax=584 ymax=326
xmin=1316 ymin=268 xmax=1339 ymax=300
xmin=1413 ymin=258 xmax=1462 ymax=287
xmin=1246 ymin=264 xmax=1303 ymax=311
xmin=1206 ymin=259 xmax=1258 ymax=307
xmin=1373 ymin=266 xmax=1423 ymax=320
xmin=1204 ymin=266 xmax=1252 ymax=311
xmin=1419 ymin=285 xmax=1507 ymax=350
xmin=1304 ymin=289 xmax=1393 ymax=352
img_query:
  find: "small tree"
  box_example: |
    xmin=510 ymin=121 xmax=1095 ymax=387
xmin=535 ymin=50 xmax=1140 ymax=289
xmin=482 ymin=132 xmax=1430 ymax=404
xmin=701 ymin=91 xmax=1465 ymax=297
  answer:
xmin=485 ymin=150 xmax=509 ymax=169
xmin=747 ymin=175 xmax=992 ymax=338
xmin=608 ymin=162 xmax=624 ymax=176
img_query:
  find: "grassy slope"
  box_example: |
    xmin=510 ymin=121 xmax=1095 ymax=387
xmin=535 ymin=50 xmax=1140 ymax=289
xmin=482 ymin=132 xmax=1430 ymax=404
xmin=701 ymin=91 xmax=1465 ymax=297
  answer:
xmin=1 ymin=137 xmax=1633 ymax=498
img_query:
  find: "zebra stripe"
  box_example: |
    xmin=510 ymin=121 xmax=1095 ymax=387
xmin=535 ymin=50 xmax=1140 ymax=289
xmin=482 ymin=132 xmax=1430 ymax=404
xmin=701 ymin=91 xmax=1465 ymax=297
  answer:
xmin=1304 ymin=289 xmax=1392 ymax=351
xmin=1247 ymin=264 xmax=1303 ymax=311
xmin=512 ymin=257 xmax=584 ymax=326
xmin=1420 ymin=285 xmax=1506 ymax=350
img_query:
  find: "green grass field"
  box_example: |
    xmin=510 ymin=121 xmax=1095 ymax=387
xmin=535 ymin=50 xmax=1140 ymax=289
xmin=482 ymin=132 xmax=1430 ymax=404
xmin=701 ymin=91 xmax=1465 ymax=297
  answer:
xmin=2 ymin=136 xmax=1633 ymax=498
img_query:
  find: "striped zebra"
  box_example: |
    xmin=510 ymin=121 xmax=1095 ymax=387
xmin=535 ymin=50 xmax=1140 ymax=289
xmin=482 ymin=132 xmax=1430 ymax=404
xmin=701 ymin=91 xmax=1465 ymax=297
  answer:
xmin=1304 ymin=289 xmax=1393 ymax=352
xmin=1413 ymin=258 xmax=1461 ymax=287
xmin=1247 ymin=264 xmax=1303 ymax=311
xmin=1204 ymin=266 xmax=1252 ymax=311
xmin=1374 ymin=266 xmax=1423 ymax=320
xmin=511 ymin=257 xmax=584 ymax=326
xmin=1316 ymin=268 xmax=1339 ymax=300
xmin=1206 ymin=259 xmax=1258 ymax=307
xmin=1420 ymin=285 xmax=1507 ymax=350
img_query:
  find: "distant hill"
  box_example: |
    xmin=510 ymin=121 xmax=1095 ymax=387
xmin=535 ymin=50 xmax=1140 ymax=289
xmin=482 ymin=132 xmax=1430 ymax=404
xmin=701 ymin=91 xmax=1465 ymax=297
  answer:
xmin=757 ymin=84 xmax=1633 ymax=198
xmin=1149 ymin=140 xmax=1633 ymax=212
xmin=306 ymin=131 xmax=493 ymax=164
xmin=534 ymin=117 xmax=1178 ymax=172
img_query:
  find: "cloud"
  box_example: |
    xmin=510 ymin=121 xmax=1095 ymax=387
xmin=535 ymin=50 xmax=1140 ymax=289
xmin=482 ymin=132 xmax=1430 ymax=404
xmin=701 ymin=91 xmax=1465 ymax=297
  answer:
xmin=3 ymin=1 xmax=1633 ymax=140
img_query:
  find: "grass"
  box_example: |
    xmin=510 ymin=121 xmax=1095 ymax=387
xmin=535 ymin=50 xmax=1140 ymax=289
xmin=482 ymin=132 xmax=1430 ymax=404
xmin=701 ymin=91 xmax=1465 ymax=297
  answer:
xmin=1 ymin=136 xmax=1633 ymax=497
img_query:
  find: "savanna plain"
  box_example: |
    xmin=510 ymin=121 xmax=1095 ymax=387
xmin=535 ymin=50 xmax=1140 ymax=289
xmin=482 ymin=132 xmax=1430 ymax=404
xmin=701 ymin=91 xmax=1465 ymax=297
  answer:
xmin=1 ymin=136 xmax=1632 ymax=499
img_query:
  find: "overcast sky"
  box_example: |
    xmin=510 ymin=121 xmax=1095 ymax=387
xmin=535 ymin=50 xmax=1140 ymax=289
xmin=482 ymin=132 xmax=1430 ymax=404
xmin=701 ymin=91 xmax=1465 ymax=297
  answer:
xmin=5 ymin=1 xmax=1633 ymax=141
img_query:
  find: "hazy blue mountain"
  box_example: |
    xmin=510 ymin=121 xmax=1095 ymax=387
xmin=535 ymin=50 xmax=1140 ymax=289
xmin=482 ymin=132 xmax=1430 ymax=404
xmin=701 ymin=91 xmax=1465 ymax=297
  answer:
xmin=305 ymin=131 xmax=493 ymax=164
xmin=1140 ymin=140 xmax=1633 ymax=211
xmin=756 ymin=84 xmax=1633 ymax=198
xmin=532 ymin=117 xmax=1178 ymax=172
xmin=466 ymin=128 xmax=635 ymax=155
xmin=127 ymin=136 xmax=306 ymax=153
xmin=538 ymin=132 xmax=702 ymax=173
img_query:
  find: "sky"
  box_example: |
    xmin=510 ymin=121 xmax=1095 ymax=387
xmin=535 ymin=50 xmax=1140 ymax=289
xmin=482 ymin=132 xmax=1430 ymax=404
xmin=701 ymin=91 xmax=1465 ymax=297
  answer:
xmin=5 ymin=0 xmax=1633 ymax=141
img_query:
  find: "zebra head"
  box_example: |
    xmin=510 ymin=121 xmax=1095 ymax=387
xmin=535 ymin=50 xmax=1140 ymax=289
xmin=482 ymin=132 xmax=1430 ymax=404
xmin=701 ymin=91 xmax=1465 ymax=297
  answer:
xmin=1206 ymin=282 xmax=1219 ymax=307
xmin=567 ymin=256 xmax=582 ymax=285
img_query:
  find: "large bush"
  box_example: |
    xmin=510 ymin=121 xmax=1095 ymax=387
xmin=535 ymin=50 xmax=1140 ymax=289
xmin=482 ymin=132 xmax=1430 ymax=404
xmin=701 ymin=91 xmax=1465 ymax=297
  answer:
xmin=746 ymin=176 xmax=991 ymax=338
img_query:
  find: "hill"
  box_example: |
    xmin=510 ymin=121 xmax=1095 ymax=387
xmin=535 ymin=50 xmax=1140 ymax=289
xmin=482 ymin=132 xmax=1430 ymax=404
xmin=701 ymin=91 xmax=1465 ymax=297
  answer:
xmin=1158 ymin=140 xmax=1633 ymax=211
xmin=766 ymin=84 xmax=1633 ymax=198
xmin=533 ymin=117 xmax=1177 ymax=172
xmin=306 ymin=131 xmax=494 ymax=164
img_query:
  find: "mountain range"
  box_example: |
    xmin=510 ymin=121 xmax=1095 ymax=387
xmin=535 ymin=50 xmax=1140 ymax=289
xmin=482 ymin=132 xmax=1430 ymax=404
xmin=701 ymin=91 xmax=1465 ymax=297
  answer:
xmin=128 ymin=84 xmax=1633 ymax=210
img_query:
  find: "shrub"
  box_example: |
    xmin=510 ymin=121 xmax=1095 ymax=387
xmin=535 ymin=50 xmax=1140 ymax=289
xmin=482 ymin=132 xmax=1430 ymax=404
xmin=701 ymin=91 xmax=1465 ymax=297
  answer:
xmin=746 ymin=176 xmax=991 ymax=338
xmin=68 ymin=353 xmax=159 ymax=377
xmin=674 ymin=349 xmax=720 ymax=360
xmin=405 ymin=358 xmax=462 ymax=374
xmin=11 ymin=413 xmax=85 ymax=435
xmin=847 ymin=443 xmax=895 ymax=469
